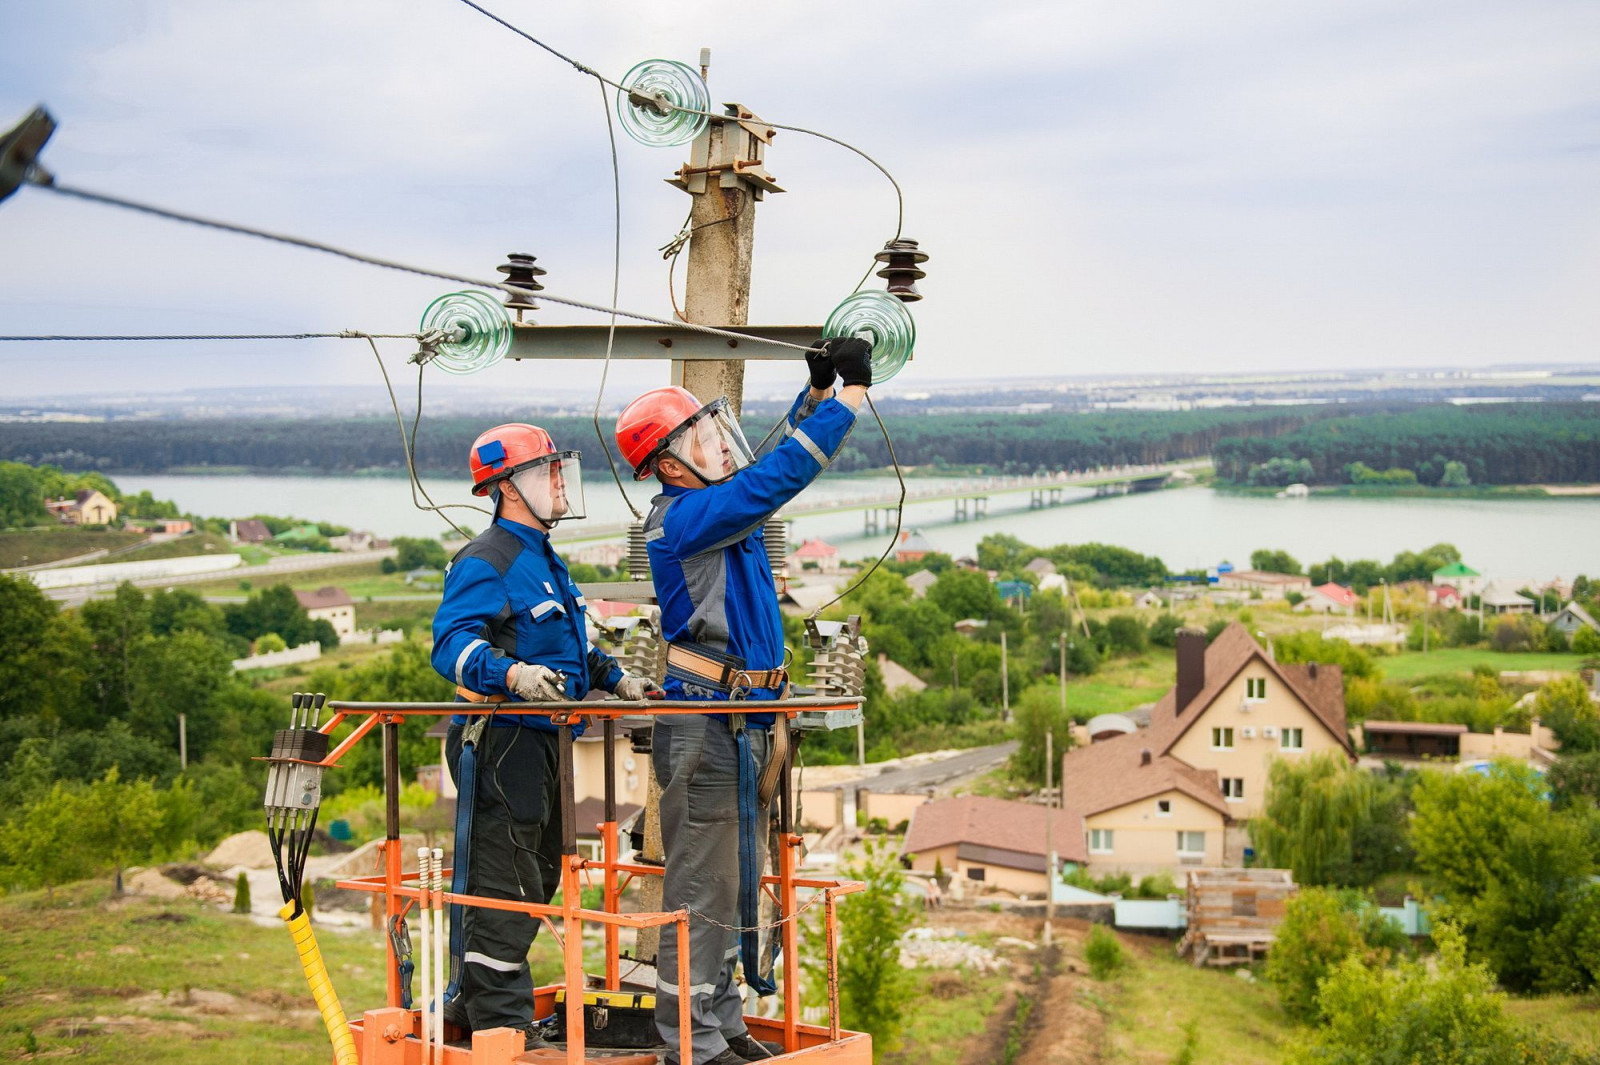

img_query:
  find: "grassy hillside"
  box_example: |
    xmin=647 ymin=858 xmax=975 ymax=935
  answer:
xmin=0 ymin=526 xmax=147 ymax=567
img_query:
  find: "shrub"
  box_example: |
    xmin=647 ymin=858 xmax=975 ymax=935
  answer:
xmin=1085 ymin=923 xmax=1126 ymax=980
xmin=232 ymin=871 xmax=251 ymax=914
xmin=1265 ymin=887 xmax=1407 ymax=1022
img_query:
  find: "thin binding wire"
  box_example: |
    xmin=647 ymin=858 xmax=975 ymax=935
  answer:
xmin=593 ymin=78 xmax=640 ymax=520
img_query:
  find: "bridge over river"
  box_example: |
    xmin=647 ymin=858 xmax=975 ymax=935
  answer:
xmin=554 ymin=458 xmax=1210 ymax=544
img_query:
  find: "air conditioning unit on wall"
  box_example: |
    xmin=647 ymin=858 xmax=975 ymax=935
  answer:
xmin=1241 ymin=727 xmax=1256 ymax=739
xmin=1262 ymin=726 xmax=1279 ymax=739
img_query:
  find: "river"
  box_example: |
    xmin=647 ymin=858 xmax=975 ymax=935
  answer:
xmin=116 ymin=473 xmax=1600 ymax=582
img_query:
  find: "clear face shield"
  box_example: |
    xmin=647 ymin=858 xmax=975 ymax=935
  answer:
xmin=660 ymin=399 xmax=755 ymax=485
xmin=506 ymin=451 xmax=586 ymax=526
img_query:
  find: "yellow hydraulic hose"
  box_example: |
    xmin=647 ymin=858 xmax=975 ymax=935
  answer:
xmin=279 ymin=901 xmax=360 ymax=1065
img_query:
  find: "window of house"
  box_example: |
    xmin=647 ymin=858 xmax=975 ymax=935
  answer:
xmin=1177 ymin=831 xmax=1205 ymax=857
xmin=966 ymin=866 xmax=986 ymax=881
xmin=1211 ymin=727 xmax=1235 ymax=749
xmin=1222 ymin=777 xmax=1245 ymax=801
xmin=1246 ymin=677 xmax=1267 ymax=700
xmin=1090 ymin=829 xmax=1114 ymax=854
xmin=1280 ymin=727 xmax=1304 ymax=750
xmin=1156 ymin=799 xmax=1172 ymax=816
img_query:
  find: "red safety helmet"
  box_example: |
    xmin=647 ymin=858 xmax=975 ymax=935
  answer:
xmin=468 ymin=423 xmax=557 ymax=496
xmin=615 ymin=387 xmax=706 ymax=480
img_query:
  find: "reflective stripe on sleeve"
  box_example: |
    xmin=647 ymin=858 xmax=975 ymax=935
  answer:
xmin=454 ymin=638 xmax=488 ymax=686
xmin=791 ymin=427 xmax=829 ymax=468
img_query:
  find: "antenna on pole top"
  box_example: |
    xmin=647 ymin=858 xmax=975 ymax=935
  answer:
xmin=699 ymin=47 xmax=711 ymax=81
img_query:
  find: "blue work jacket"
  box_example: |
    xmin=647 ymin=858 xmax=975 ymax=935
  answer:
xmin=644 ymin=386 xmax=858 ymax=725
xmin=431 ymin=516 xmax=622 ymax=732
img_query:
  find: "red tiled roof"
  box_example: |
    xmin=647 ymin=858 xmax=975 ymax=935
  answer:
xmin=902 ymin=796 xmax=1075 ymax=863
xmin=1311 ymin=583 xmax=1358 ymax=606
xmin=791 ymin=539 xmax=837 ymax=558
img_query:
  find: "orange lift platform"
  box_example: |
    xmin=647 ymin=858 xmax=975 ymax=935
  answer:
xmin=303 ymin=696 xmax=871 ymax=1065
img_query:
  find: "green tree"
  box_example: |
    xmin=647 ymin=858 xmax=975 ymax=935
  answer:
xmin=1250 ymin=548 xmax=1302 ymax=575
xmin=1286 ymin=925 xmax=1581 ymax=1065
xmin=1008 ymin=683 xmax=1075 ymax=785
xmin=1103 ymin=614 xmax=1147 ymax=655
xmin=1536 ymin=676 xmax=1600 ymax=752
xmin=927 ymin=568 xmax=1003 ymax=622
xmin=1265 ymin=887 xmax=1408 ymax=1021
xmin=1549 ymin=751 xmax=1600 ymax=810
xmin=392 ymin=536 xmax=448 ymax=571
xmin=1440 ymin=460 xmax=1472 ymax=488
xmin=1250 ymin=754 xmax=1392 ymax=887
xmin=232 ymin=871 xmax=252 ymax=914
xmin=1410 ymin=762 xmax=1598 ymax=991
xmin=1574 ymin=626 xmax=1600 ymax=656
xmin=808 ymin=838 xmax=916 ymax=1057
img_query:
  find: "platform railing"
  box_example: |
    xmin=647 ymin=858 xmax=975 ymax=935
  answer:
xmin=316 ymin=697 xmax=869 ymax=1065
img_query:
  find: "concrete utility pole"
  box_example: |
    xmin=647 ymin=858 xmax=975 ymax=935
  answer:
xmin=669 ymin=73 xmax=781 ymax=415
xmin=1059 ymin=632 xmax=1068 ymax=712
xmin=178 ymin=712 xmax=187 ymax=771
xmin=639 ymin=60 xmax=782 ymax=964
xmin=1044 ymin=728 xmax=1055 ymax=947
xmin=1001 ymin=631 xmax=1010 ymax=721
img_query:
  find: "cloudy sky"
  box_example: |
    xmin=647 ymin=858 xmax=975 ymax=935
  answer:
xmin=1 ymin=0 xmax=1597 ymax=400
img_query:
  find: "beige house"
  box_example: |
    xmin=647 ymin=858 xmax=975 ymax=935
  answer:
xmin=1215 ymin=570 xmax=1312 ymax=599
xmin=294 ymin=586 xmax=357 ymax=640
xmin=1061 ymin=623 xmax=1351 ymax=876
xmin=902 ymin=795 xmax=1062 ymax=896
xmin=45 ymin=488 xmax=117 ymax=526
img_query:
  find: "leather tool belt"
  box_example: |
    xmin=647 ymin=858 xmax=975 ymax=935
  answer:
xmin=666 ymin=643 xmax=787 ymax=694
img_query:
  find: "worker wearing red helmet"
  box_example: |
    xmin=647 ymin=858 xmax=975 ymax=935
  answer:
xmin=615 ymin=337 xmax=873 ymax=1065
xmin=431 ymin=423 xmax=657 ymax=1047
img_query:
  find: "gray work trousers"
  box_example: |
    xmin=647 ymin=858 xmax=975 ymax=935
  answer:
xmin=445 ymin=722 xmax=561 ymax=1033
xmin=652 ymin=713 xmax=771 ymax=1062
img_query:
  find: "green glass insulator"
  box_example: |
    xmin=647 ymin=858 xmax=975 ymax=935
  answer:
xmin=823 ymin=290 xmax=915 ymax=384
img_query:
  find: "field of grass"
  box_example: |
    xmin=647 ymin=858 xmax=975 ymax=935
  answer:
xmin=0 ymin=882 xmax=389 ymax=1064
xmin=0 ymin=526 xmax=147 ymax=567
xmin=1379 ymin=648 xmax=1588 ymax=682
xmin=105 ymin=530 xmax=239 ymax=564
xmin=1505 ymin=993 xmax=1600 ymax=1052
xmin=1064 ymin=653 xmax=1175 ymax=719
xmin=1100 ymin=936 xmax=1293 ymax=1064
xmin=188 ymin=559 xmax=419 ymax=599
xmin=889 ymin=965 xmax=1012 ymax=1065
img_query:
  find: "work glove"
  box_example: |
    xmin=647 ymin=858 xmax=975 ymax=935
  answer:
xmin=824 ymin=336 xmax=873 ymax=388
xmin=613 ymin=674 xmax=662 ymax=701
xmin=804 ymin=341 xmax=837 ymax=390
xmin=509 ymin=663 xmax=566 ymax=702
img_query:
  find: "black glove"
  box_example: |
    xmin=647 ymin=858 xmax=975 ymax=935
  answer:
xmin=804 ymin=341 xmax=837 ymax=390
xmin=825 ymin=336 xmax=873 ymax=388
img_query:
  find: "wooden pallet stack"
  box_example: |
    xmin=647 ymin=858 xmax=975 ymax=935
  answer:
xmin=1176 ymin=868 xmax=1296 ymax=967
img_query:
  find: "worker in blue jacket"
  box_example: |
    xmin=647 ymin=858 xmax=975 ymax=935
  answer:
xmin=431 ymin=422 xmax=657 ymax=1046
xmin=613 ymin=337 xmax=873 ymax=1065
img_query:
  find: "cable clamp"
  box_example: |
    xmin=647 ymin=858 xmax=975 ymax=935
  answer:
xmin=408 ymin=328 xmax=449 ymax=367
xmin=658 ymin=228 xmax=691 ymax=260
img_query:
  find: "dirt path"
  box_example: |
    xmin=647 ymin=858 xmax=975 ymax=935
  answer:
xmin=1012 ymin=922 xmax=1107 ymax=1065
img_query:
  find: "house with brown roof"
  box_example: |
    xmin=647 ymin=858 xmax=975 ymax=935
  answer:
xmin=230 ymin=518 xmax=272 ymax=544
xmin=902 ymin=795 xmax=1071 ymax=896
xmin=294 ymin=586 xmax=356 ymax=640
xmin=1060 ymin=623 xmax=1351 ymax=876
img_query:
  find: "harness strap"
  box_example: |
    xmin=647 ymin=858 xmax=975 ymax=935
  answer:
xmin=666 ymin=643 xmax=787 ymax=694
xmin=444 ymin=716 xmax=487 ymax=1004
xmin=734 ymin=720 xmax=777 ymax=997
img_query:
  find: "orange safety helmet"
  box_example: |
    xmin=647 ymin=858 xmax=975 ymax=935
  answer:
xmin=615 ymin=386 xmax=706 ymax=480
xmin=468 ymin=423 xmax=557 ymax=495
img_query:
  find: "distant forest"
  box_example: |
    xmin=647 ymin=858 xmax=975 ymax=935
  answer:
xmin=3 ymin=402 xmax=1597 ymax=482
xmin=1211 ymin=404 xmax=1600 ymax=486
xmin=0 ymin=407 xmax=1313 ymax=475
